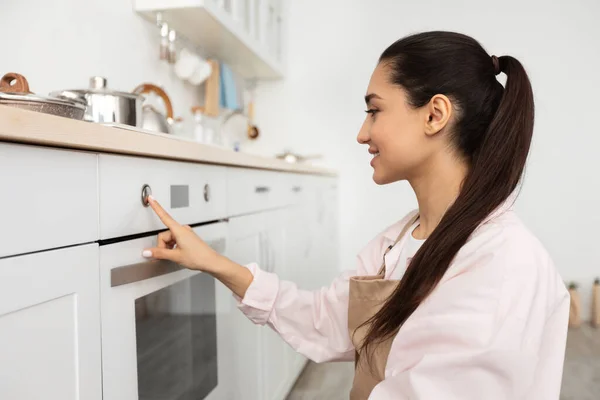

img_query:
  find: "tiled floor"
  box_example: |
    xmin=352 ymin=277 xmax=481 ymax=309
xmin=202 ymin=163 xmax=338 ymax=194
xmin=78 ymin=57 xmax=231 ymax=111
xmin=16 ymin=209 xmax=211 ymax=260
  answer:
xmin=287 ymin=325 xmax=600 ymax=400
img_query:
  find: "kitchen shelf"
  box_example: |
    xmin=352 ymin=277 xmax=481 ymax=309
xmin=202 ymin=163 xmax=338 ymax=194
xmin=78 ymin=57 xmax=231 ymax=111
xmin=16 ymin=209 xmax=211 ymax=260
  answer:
xmin=134 ymin=0 xmax=285 ymax=79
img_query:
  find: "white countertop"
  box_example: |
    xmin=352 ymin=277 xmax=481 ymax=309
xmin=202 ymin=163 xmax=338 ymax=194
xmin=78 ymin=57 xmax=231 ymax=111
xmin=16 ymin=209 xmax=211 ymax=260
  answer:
xmin=0 ymin=105 xmax=337 ymax=176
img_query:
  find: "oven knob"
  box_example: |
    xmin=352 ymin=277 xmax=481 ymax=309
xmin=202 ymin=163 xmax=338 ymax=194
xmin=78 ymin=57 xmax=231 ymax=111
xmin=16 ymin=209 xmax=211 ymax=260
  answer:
xmin=141 ymin=184 xmax=152 ymax=207
xmin=203 ymin=184 xmax=210 ymax=202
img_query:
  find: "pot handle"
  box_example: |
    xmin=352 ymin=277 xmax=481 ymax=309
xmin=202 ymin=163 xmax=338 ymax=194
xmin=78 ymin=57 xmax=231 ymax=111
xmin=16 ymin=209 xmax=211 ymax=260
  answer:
xmin=0 ymin=73 xmax=31 ymax=94
xmin=132 ymin=83 xmax=174 ymax=120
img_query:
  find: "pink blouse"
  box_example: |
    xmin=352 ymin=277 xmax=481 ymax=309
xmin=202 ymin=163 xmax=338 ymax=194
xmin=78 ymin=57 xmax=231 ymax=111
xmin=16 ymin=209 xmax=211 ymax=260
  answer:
xmin=235 ymin=200 xmax=569 ymax=399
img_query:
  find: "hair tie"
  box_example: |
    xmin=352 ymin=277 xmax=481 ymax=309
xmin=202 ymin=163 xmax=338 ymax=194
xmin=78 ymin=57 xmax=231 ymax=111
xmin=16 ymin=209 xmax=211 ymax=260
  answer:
xmin=491 ymin=55 xmax=501 ymax=75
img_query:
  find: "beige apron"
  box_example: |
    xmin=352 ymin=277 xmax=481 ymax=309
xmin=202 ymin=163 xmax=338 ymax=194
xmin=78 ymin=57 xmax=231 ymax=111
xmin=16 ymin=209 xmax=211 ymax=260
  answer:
xmin=348 ymin=215 xmax=418 ymax=400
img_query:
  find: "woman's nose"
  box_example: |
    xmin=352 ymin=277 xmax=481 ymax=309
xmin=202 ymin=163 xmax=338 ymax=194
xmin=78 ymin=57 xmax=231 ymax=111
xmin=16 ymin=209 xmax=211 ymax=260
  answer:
xmin=356 ymin=121 xmax=370 ymax=144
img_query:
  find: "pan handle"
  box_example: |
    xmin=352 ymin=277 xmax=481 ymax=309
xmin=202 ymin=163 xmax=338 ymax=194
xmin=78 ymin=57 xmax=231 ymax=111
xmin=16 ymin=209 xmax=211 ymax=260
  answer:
xmin=0 ymin=73 xmax=30 ymax=94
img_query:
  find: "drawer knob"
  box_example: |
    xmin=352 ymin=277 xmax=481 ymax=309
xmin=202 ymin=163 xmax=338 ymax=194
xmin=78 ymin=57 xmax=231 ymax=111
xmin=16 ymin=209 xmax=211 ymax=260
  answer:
xmin=204 ymin=183 xmax=211 ymax=202
xmin=141 ymin=184 xmax=152 ymax=207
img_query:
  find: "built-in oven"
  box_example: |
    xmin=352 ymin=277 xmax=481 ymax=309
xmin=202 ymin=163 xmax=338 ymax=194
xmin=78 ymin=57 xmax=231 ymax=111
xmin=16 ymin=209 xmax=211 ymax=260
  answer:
xmin=100 ymin=221 xmax=232 ymax=400
xmin=97 ymin=154 xmax=233 ymax=400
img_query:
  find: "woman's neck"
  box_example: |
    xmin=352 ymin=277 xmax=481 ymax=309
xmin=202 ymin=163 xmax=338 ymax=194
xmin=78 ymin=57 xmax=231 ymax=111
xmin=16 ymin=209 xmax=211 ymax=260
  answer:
xmin=410 ymin=155 xmax=468 ymax=240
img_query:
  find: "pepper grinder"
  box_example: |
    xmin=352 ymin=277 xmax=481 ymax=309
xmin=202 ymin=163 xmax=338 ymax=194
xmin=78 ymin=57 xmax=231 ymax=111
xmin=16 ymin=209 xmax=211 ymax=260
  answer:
xmin=568 ymin=282 xmax=582 ymax=328
xmin=592 ymin=278 xmax=600 ymax=327
xmin=168 ymin=29 xmax=177 ymax=64
xmin=159 ymin=21 xmax=169 ymax=61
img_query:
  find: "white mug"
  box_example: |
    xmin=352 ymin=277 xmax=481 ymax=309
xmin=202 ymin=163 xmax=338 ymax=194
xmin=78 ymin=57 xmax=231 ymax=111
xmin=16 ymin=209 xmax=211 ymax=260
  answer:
xmin=174 ymin=48 xmax=197 ymax=80
xmin=188 ymin=57 xmax=213 ymax=86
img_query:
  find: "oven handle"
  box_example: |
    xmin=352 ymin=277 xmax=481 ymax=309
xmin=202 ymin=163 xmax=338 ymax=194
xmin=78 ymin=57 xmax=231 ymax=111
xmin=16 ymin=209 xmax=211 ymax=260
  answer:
xmin=110 ymin=237 xmax=226 ymax=287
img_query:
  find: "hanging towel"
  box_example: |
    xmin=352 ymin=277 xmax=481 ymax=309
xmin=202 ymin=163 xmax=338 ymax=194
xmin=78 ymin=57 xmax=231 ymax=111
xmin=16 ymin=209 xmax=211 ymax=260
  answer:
xmin=219 ymin=62 xmax=239 ymax=110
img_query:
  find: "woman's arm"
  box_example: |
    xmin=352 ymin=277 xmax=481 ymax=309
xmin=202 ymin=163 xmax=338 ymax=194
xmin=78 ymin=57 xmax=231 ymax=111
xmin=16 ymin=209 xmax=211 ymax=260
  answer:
xmin=143 ymin=196 xmax=357 ymax=362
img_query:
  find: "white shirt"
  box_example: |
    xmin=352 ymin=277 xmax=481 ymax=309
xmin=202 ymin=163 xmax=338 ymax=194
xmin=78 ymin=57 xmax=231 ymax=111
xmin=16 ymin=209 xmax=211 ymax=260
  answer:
xmin=388 ymin=219 xmax=425 ymax=280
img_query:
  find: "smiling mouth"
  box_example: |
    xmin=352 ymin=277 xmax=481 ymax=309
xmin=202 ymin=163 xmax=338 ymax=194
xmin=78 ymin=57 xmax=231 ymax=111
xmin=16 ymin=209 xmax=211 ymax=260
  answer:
xmin=372 ymin=152 xmax=380 ymax=158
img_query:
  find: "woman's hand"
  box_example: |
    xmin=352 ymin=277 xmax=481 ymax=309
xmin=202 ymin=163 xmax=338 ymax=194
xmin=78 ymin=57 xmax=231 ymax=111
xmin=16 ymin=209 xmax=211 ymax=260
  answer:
xmin=142 ymin=196 xmax=220 ymax=273
xmin=142 ymin=195 xmax=254 ymax=298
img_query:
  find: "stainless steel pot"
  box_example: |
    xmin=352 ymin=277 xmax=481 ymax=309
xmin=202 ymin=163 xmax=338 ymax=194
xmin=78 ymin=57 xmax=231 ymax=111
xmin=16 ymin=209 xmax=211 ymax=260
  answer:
xmin=51 ymin=76 xmax=144 ymax=127
xmin=0 ymin=72 xmax=86 ymax=120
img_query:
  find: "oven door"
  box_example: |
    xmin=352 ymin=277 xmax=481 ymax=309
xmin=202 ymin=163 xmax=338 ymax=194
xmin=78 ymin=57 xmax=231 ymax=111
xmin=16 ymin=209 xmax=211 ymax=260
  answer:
xmin=100 ymin=221 xmax=233 ymax=400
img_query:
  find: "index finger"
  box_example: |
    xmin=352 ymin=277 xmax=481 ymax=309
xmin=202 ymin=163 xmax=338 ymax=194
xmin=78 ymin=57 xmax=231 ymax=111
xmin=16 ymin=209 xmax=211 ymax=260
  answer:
xmin=148 ymin=196 xmax=180 ymax=229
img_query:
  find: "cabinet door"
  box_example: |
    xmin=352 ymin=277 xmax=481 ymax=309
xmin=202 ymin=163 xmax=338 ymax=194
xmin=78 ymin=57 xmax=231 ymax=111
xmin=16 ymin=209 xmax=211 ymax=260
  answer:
xmin=227 ymin=213 xmax=266 ymax=400
xmin=263 ymin=209 xmax=291 ymax=399
xmin=0 ymin=244 xmax=101 ymax=400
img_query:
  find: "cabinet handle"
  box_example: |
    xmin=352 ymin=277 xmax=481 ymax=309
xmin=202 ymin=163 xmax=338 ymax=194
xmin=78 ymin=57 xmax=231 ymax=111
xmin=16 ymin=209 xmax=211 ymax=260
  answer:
xmin=255 ymin=186 xmax=270 ymax=193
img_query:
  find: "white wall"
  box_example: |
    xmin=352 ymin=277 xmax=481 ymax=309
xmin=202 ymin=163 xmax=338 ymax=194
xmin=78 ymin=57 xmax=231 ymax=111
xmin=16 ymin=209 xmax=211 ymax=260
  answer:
xmin=250 ymin=0 xmax=600 ymax=318
xmin=2 ymin=0 xmax=599 ymax=317
xmin=0 ymin=0 xmax=203 ymax=122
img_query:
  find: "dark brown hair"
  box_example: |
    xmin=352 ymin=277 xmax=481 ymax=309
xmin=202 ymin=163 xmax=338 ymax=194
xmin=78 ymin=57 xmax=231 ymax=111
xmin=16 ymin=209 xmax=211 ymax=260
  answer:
xmin=359 ymin=31 xmax=534 ymax=357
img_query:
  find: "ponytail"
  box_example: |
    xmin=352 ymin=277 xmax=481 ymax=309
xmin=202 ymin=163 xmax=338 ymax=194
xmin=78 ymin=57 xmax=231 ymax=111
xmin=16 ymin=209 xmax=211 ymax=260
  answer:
xmin=359 ymin=33 xmax=535 ymax=360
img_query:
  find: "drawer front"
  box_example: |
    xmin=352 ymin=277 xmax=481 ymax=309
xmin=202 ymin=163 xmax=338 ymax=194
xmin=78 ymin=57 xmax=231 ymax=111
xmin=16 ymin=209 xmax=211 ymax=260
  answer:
xmin=99 ymin=154 xmax=227 ymax=240
xmin=227 ymin=168 xmax=288 ymax=216
xmin=283 ymin=173 xmax=308 ymax=206
xmin=0 ymin=143 xmax=98 ymax=257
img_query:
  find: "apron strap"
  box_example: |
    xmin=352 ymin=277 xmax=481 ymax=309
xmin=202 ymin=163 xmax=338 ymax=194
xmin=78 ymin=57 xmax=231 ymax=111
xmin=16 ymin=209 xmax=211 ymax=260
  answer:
xmin=376 ymin=213 xmax=420 ymax=276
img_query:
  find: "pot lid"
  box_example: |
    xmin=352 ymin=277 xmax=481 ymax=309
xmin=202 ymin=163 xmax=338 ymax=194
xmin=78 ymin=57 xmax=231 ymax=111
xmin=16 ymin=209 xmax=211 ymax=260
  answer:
xmin=0 ymin=72 xmax=86 ymax=110
xmin=52 ymin=76 xmax=144 ymax=100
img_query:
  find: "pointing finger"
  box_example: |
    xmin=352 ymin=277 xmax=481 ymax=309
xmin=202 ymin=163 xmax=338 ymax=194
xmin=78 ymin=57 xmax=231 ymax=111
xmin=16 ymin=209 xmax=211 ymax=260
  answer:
xmin=148 ymin=196 xmax=180 ymax=229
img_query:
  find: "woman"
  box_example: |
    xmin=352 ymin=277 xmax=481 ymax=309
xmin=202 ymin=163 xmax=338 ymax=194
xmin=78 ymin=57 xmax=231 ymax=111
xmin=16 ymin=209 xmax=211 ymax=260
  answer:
xmin=142 ymin=31 xmax=569 ymax=399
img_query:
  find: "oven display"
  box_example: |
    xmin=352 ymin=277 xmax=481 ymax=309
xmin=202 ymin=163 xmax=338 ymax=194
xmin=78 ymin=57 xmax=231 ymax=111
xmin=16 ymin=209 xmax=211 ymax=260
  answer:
xmin=170 ymin=185 xmax=190 ymax=209
xmin=135 ymin=273 xmax=218 ymax=399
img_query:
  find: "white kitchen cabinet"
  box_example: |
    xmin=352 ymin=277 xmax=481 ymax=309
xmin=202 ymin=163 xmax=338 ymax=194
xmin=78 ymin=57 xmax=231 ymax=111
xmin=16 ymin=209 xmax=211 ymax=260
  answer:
xmin=0 ymin=143 xmax=98 ymax=258
xmin=134 ymin=0 xmax=286 ymax=79
xmin=263 ymin=209 xmax=293 ymax=399
xmin=227 ymin=209 xmax=299 ymax=400
xmin=226 ymin=167 xmax=288 ymax=216
xmin=0 ymin=244 xmax=102 ymax=400
xmin=227 ymin=212 xmax=266 ymax=400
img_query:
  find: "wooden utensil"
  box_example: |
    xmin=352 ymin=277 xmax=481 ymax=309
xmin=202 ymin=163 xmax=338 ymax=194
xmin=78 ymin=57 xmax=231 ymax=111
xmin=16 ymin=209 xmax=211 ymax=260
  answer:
xmin=246 ymin=100 xmax=259 ymax=140
xmin=203 ymin=59 xmax=220 ymax=117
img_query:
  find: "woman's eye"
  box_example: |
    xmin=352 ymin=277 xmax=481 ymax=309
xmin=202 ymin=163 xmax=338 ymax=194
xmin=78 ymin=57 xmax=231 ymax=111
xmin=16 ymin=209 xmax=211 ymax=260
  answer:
xmin=365 ymin=109 xmax=379 ymax=117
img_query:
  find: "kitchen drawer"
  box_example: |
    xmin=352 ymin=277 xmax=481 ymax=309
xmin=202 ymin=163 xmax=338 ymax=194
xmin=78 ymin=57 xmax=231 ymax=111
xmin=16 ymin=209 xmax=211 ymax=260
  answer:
xmin=99 ymin=154 xmax=227 ymax=239
xmin=282 ymin=173 xmax=307 ymax=206
xmin=226 ymin=167 xmax=289 ymax=216
xmin=0 ymin=143 xmax=98 ymax=258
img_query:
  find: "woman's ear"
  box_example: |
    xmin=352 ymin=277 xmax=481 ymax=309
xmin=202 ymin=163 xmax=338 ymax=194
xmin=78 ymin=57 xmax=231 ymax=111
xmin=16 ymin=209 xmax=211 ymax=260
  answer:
xmin=424 ymin=94 xmax=452 ymax=136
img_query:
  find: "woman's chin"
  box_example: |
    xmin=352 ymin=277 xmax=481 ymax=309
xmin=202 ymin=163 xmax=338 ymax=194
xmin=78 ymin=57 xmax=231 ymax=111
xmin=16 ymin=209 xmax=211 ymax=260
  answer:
xmin=372 ymin=170 xmax=388 ymax=185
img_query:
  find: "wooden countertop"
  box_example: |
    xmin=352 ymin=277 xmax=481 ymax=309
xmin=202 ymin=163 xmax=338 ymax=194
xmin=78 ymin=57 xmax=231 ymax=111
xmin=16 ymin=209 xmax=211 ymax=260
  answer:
xmin=0 ymin=106 xmax=337 ymax=176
